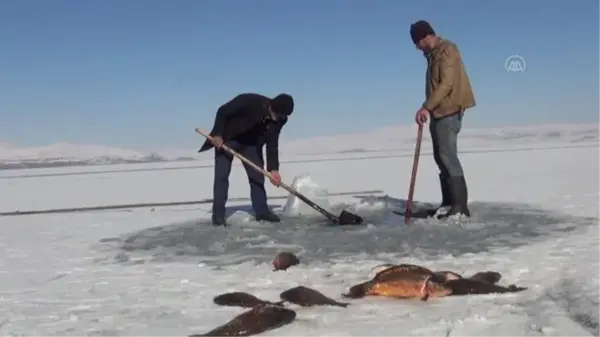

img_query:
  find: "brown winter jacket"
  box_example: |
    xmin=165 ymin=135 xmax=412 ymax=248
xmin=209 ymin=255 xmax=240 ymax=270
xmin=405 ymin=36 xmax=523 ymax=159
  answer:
xmin=422 ymin=38 xmax=476 ymax=118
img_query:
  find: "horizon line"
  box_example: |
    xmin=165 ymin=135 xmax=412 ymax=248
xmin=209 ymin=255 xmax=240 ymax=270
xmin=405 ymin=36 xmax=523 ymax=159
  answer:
xmin=1 ymin=121 xmax=597 ymax=151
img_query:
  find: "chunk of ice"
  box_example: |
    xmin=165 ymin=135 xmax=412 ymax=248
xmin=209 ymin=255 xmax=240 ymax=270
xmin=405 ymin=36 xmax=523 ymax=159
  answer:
xmin=282 ymin=173 xmax=332 ymax=217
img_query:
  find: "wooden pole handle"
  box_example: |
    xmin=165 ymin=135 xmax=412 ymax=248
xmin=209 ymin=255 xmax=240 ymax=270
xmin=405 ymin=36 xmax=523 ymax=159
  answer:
xmin=195 ymin=128 xmax=273 ymax=177
xmin=405 ymin=123 xmax=424 ymax=224
xmin=195 ymin=128 xmax=293 ymax=190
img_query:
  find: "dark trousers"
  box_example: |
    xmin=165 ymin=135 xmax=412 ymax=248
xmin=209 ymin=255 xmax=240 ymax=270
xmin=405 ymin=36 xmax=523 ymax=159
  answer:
xmin=430 ymin=112 xmax=464 ymax=178
xmin=212 ymin=140 xmax=269 ymax=217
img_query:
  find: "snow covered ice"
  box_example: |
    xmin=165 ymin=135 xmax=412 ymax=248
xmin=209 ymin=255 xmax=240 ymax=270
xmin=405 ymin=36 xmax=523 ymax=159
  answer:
xmin=0 ymin=124 xmax=597 ymax=336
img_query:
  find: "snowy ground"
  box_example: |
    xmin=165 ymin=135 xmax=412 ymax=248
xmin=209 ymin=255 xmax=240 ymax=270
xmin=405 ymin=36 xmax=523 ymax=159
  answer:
xmin=0 ymin=124 xmax=598 ymax=336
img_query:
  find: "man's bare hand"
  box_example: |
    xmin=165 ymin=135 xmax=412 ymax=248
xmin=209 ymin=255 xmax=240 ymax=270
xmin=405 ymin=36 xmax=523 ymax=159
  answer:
xmin=212 ymin=136 xmax=224 ymax=149
xmin=415 ymin=108 xmax=429 ymax=125
xmin=269 ymin=170 xmax=282 ymax=186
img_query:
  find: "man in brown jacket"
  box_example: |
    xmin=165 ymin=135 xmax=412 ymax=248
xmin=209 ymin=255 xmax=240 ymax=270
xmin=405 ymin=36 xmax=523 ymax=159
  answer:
xmin=409 ymin=20 xmax=476 ymax=219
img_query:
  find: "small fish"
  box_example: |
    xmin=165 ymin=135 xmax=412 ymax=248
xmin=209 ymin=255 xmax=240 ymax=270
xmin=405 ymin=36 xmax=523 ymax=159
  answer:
xmin=432 ymin=270 xmax=463 ymax=283
xmin=444 ymin=278 xmax=527 ymax=296
xmin=191 ymin=303 xmax=296 ymax=336
xmin=432 ymin=270 xmax=502 ymax=285
xmin=213 ymin=292 xmax=283 ymax=308
xmin=468 ymin=271 xmax=502 ymax=285
xmin=272 ymin=252 xmax=300 ymax=271
xmin=280 ymin=285 xmax=349 ymax=307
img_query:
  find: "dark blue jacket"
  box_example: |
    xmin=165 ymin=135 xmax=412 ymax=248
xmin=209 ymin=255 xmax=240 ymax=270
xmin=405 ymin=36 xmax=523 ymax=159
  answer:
xmin=198 ymin=93 xmax=287 ymax=171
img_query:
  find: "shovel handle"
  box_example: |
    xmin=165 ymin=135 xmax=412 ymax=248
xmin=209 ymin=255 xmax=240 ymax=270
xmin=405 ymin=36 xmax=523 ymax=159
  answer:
xmin=405 ymin=123 xmax=424 ymax=224
xmin=194 ymin=127 xmax=362 ymax=225
xmin=194 ymin=128 xmax=293 ymax=190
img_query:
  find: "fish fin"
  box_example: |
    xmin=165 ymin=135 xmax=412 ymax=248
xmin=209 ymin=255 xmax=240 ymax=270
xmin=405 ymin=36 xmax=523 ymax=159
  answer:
xmin=508 ymin=284 xmax=528 ymax=292
xmin=421 ymin=275 xmax=431 ymax=301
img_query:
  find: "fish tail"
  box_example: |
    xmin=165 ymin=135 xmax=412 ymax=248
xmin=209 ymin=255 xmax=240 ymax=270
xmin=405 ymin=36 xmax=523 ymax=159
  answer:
xmin=507 ymin=284 xmax=528 ymax=292
xmin=334 ymin=301 xmax=350 ymax=307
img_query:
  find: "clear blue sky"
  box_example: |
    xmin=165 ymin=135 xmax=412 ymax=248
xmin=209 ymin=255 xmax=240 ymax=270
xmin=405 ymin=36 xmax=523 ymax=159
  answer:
xmin=1 ymin=0 xmax=598 ymax=149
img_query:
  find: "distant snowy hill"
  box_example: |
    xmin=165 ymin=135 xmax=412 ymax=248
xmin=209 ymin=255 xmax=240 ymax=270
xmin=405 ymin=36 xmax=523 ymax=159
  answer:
xmin=282 ymin=123 xmax=599 ymax=155
xmin=0 ymin=143 xmax=199 ymax=170
xmin=0 ymin=123 xmax=597 ymax=170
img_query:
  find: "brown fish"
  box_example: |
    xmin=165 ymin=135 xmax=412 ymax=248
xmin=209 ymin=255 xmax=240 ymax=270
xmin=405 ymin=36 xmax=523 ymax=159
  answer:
xmin=433 ymin=270 xmax=463 ymax=283
xmin=375 ymin=263 xmax=503 ymax=286
xmin=190 ymin=303 xmax=296 ymax=337
xmin=351 ymin=263 xmax=524 ymax=301
xmin=431 ymin=270 xmax=504 ymax=285
xmin=272 ymin=252 xmax=300 ymax=271
xmin=345 ymin=264 xmax=451 ymax=301
xmin=468 ymin=271 xmax=502 ymax=285
xmin=344 ymin=274 xmax=451 ymax=301
xmin=369 ymin=263 xmax=435 ymax=281
xmin=280 ymin=285 xmax=349 ymax=307
xmin=213 ymin=292 xmax=283 ymax=308
xmin=444 ymin=278 xmax=527 ymax=296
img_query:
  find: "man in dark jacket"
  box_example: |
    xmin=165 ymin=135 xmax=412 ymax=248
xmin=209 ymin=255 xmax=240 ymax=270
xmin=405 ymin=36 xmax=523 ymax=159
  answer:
xmin=198 ymin=93 xmax=294 ymax=226
xmin=409 ymin=20 xmax=476 ymax=219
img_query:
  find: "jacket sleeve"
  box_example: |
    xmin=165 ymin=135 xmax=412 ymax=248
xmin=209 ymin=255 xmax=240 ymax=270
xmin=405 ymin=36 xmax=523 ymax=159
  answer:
xmin=422 ymin=43 xmax=459 ymax=112
xmin=212 ymin=94 xmax=247 ymax=136
xmin=265 ymin=118 xmax=287 ymax=172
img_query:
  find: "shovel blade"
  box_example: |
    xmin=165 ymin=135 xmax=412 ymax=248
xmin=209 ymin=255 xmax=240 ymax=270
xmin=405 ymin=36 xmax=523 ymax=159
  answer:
xmin=337 ymin=210 xmax=363 ymax=225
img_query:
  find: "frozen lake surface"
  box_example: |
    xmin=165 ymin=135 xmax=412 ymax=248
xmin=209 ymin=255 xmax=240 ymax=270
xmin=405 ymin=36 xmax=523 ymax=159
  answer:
xmin=0 ymin=124 xmax=597 ymax=336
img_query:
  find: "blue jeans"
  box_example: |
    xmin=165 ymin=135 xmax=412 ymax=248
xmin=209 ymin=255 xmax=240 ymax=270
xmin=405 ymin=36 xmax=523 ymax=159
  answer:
xmin=212 ymin=141 xmax=269 ymax=218
xmin=429 ymin=112 xmax=464 ymax=177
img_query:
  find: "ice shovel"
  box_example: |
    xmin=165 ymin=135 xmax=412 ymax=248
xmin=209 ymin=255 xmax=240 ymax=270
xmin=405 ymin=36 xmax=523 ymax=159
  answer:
xmin=195 ymin=128 xmax=363 ymax=226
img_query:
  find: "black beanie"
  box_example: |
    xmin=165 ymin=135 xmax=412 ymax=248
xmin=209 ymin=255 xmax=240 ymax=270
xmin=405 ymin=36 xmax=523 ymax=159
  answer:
xmin=410 ymin=20 xmax=435 ymax=44
xmin=270 ymin=93 xmax=294 ymax=116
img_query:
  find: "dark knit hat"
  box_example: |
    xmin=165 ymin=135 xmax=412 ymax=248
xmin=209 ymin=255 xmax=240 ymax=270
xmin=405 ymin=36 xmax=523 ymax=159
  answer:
xmin=270 ymin=93 xmax=294 ymax=116
xmin=410 ymin=20 xmax=436 ymax=44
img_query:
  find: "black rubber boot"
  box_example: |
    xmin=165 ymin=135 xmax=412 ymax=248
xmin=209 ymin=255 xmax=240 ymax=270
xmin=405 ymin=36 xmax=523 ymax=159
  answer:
xmin=211 ymin=214 xmax=227 ymax=227
xmin=426 ymin=173 xmax=452 ymax=216
xmin=437 ymin=176 xmax=470 ymax=219
xmin=255 ymin=211 xmax=281 ymax=223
